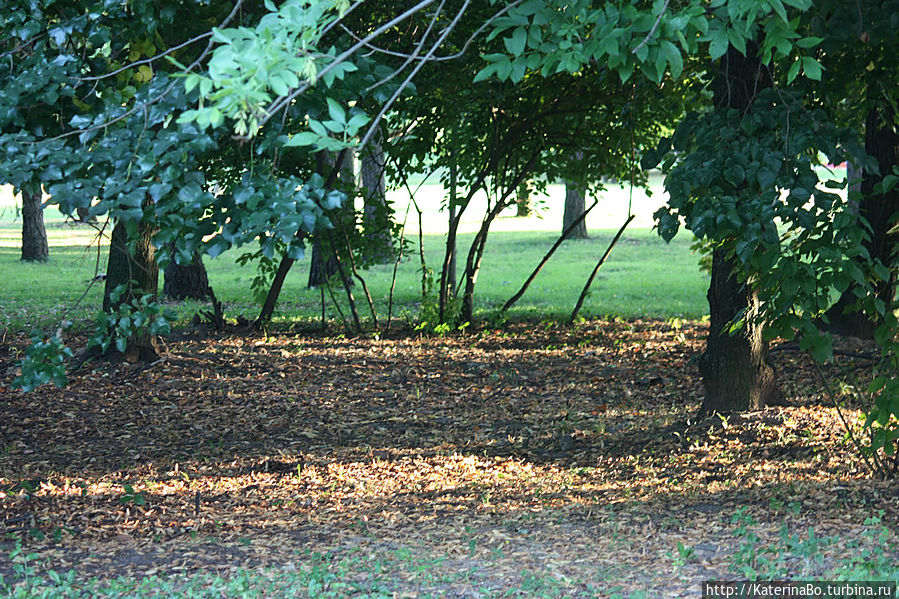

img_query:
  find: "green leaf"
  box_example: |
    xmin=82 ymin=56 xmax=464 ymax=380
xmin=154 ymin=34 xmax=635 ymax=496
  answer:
xmin=270 ymin=75 xmax=289 ymax=97
xmin=709 ymin=30 xmax=729 ymax=60
xmin=509 ymin=56 xmax=527 ymax=83
xmin=505 ymin=26 xmax=527 ymax=56
xmin=660 ymin=40 xmax=683 ymax=79
xmin=473 ymin=64 xmax=496 ymax=83
xmin=284 ymin=132 xmax=319 ymax=147
xmin=726 ymin=28 xmax=746 ymax=55
xmin=801 ymin=56 xmax=822 ymax=80
xmin=795 ymin=36 xmax=822 ymax=48
xmin=786 ymin=59 xmax=801 ymax=83
xmin=723 ymin=164 xmax=745 ymax=187
xmin=769 ymin=0 xmax=789 ymax=23
xmin=326 ymin=98 xmax=346 ymax=125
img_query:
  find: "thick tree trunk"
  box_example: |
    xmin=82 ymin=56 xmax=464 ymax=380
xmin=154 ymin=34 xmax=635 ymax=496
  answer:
xmin=699 ymin=250 xmax=781 ymax=414
xmin=308 ymin=241 xmax=341 ymax=288
xmin=164 ymin=252 xmax=212 ymax=301
xmin=21 ymin=190 xmax=49 ymax=262
xmin=699 ymin=43 xmax=781 ymax=413
xmin=824 ymin=103 xmax=899 ymax=338
xmin=360 ymin=137 xmax=393 ymax=263
xmin=562 ymin=182 xmax=589 ymax=239
xmin=103 ymin=220 xmax=160 ymax=362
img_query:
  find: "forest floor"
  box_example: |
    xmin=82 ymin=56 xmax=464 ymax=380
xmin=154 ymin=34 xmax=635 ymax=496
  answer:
xmin=1 ymin=319 xmax=897 ymax=597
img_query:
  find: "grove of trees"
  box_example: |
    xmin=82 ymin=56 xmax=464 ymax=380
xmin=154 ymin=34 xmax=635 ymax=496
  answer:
xmin=2 ymin=0 xmax=897 ymax=472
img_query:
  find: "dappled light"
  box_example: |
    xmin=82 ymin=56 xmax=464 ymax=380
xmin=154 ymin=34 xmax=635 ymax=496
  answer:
xmin=3 ymin=322 xmax=895 ymax=594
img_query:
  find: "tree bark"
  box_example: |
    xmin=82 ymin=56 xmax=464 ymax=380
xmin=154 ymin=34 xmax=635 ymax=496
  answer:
xmin=562 ymin=182 xmax=589 ymax=240
xmin=824 ymin=102 xmax=899 ymax=339
xmin=439 ymin=158 xmax=459 ymax=323
xmin=516 ymin=181 xmax=532 ymax=217
xmin=103 ymin=220 xmax=160 ymax=362
xmin=21 ymin=190 xmax=49 ymax=262
xmin=164 ymin=252 xmax=213 ymax=301
xmin=699 ymin=43 xmax=781 ymax=414
xmin=699 ymin=249 xmax=781 ymax=414
xmin=360 ymin=136 xmax=393 ymax=263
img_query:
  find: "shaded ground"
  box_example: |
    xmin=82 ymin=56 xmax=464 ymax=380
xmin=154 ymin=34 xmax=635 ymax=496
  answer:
xmin=1 ymin=319 xmax=897 ymax=597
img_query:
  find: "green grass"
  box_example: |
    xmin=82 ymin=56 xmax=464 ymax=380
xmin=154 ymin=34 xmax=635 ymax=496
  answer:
xmin=0 ymin=217 xmax=708 ymax=335
xmin=2 ymin=515 xmax=896 ymax=599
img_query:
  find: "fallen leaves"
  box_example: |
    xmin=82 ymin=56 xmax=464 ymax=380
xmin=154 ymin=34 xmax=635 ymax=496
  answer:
xmin=0 ymin=319 xmax=896 ymax=595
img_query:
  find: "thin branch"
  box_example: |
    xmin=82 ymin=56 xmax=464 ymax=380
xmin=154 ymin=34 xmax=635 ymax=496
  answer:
xmin=632 ymin=0 xmax=670 ymax=55
xmin=357 ymin=0 xmax=471 ymax=153
xmin=0 ymin=34 xmax=47 ymax=60
xmin=259 ymin=0 xmax=438 ymax=130
xmin=320 ymin=0 xmax=366 ymax=38
xmin=570 ymin=214 xmax=635 ymax=323
xmin=809 ymin=354 xmax=881 ymax=477
xmin=367 ymin=0 xmax=447 ymax=93
xmin=386 ymin=200 xmax=412 ymax=334
xmin=78 ymin=32 xmax=214 ymax=82
xmin=42 ymin=0 xmax=244 ymax=144
xmin=501 ymin=199 xmax=598 ymax=314
xmin=338 ymin=0 xmax=524 ymax=64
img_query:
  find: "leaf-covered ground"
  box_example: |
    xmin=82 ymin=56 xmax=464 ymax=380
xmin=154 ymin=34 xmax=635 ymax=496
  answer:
xmin=1 ymin=319 xmax=897 ymax=597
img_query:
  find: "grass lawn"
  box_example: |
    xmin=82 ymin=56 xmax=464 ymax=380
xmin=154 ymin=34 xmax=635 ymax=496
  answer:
xmin=0 ymin=216 xmax=708 ymax=335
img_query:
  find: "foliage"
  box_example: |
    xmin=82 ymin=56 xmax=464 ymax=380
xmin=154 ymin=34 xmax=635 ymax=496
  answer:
xmin=86 ymin=284 xmax=175 ymax=356
xmin=649 ymin=90 xmax=871 ymax=361
xmin=480 ymin=0 xmax=825 ymax=86
xmin=11 ymin=330 xmax=73 ymax=392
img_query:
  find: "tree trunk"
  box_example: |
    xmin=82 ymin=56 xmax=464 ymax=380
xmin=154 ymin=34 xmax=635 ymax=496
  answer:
xmin=699 ymin=43 xmax=781 ymax=414
xmin=21 ymin=189 xmax=49 ymax=262
xmin=309 ymin=151 xmax=355 ymax=288
xmin=439 ymin=158 xmax=459 ymax=323
xmin=699 ymin=249 xmax=781 ymax=413
xmin=103 ymin=220 xmax=160 ymax=362
xmin=308 ymin=241 xmax=341 ymax=288
xmin=516 ymin=181 xmax=531 ymax=217
xmin=164 ymin=252 xmax=212 ymax=301
xmin=824 ymin=102 xmax=899 ymax=339
xmin=360 ymin=136 xmax=393 ymax=263
xmin=562 ymin=182 xmax=589 ymax=240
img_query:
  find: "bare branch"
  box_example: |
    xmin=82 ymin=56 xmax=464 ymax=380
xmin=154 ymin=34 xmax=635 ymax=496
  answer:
xmin=338 ymin=0 xmax=524 ymax=64
xmin=367 ymin=0 xmax=448 ymax=93
xmin=357 ymin=0 xmax=472 ymax=153
xmin=78 ymin=32 xmax=213 ymax=82
xmin=41 ymin=0 xmax=245 ymax=143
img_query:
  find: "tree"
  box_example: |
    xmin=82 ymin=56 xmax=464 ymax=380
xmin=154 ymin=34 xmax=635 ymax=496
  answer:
xmin=20 ymin=188 xmax=48 ymax=262
xmin=480 ymin=0 xmax=881 ymax=412
xmin=516 ymin=181 xmax=532 ymax=217
xmin=102 ymin=220 xmax=161 ymax=361
xmin=693 ymin=45 xmax=781 ymax=413
xmin=360 ymin=134 xmax=393 ymax=263
xmin=562 ymin=182 xmax=589 ymax=240
xmin=164 ymin=253 xmax=213 ymax=301
xmin=825 ymin=102 xmax=899 ymax=338
xmin=2 ymin=1 xmax=356 ymax=359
